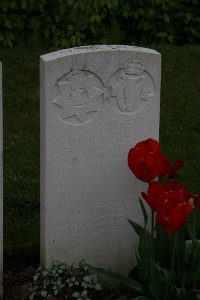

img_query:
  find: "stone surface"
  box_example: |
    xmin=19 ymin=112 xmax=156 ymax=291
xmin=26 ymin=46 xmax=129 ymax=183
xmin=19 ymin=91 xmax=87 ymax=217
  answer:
xmin=0 ymin=63 xmax=2 ymax=296
xmin=40 ymin=45 xmax=161 ymax=274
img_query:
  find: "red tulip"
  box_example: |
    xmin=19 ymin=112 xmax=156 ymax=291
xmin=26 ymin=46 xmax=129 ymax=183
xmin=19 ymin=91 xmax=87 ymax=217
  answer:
xmin=128 ymin=139 xmax=184 ymax=183
xmin=171 ymin=204 xmax=193 ymax=232
xmin=156 ymin=190 xmax=193 ymax=234
xmin=141 ymin=181 xmax=167 ymax=212
xmin=128 ymin=139 xmax=193 ymax=234
xmin=128 ymin=139 xmax=163 ymax=182
xmin=166 ymin=181 xmax=192 ymax=199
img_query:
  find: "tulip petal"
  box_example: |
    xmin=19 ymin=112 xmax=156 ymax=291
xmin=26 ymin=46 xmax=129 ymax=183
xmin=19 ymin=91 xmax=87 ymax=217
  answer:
xmin=168 ymin=159 xmax=184 ymax=178
xmin=171 ymin=203 xmax=192 ymax=231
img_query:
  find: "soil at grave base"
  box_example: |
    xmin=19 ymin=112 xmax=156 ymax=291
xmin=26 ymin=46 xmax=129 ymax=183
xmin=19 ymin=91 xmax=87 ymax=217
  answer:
xmin=4 ymin=266 xmax=134 ymax=300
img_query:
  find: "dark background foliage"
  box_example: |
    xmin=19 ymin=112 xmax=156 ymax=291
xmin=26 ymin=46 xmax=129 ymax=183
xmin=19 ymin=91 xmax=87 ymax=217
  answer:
xmin=0 ymin=0 xmax=200 ymax=49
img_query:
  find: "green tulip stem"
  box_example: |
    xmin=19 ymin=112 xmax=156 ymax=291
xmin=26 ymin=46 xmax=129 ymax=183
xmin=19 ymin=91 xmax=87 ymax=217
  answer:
xmin=170 ymin=232 xmax=177 ymax=271
xmin=151 ymin=210 xmax=154 ymax=236
xmin=163 ymin=233 xmax=178 ymax=300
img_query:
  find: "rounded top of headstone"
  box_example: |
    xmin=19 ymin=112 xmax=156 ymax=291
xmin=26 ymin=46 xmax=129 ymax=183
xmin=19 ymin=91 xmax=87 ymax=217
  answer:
xmin=41 ymin=45 xmax=160 ymax=62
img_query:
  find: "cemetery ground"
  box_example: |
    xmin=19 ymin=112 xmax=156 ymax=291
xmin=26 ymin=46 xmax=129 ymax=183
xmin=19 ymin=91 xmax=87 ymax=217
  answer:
xmin=1 ymin=44 xmax=200 ymax=299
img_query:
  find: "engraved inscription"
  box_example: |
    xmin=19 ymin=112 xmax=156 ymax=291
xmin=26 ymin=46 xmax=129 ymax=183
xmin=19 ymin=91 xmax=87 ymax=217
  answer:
xmin=56 ymin=204 xmax=129 ymax=235
xmin=106 ymin=59 xmax=156 ymax=120
xmin=50 ymin=127 xmax=136 ymax=166
xmin=52 ymin=71 xmax=104 ymax=124
xmin=57 ymin=222 xmax=125 ymax=235
xmin=51 ymin=148 xmax=129 ymax=166
xmin=56 ymin=203 xmax=143 ymax=236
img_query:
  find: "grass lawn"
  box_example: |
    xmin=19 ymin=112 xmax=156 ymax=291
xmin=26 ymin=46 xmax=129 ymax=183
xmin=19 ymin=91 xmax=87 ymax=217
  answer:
xmin=0 ymin=44 xmax=200 ymax=269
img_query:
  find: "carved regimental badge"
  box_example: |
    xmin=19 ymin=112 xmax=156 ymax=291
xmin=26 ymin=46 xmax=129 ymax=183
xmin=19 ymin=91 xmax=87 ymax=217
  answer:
xmin=106 ymin=59 xmax=156 ymax=121
xmin=52 ymin=61 xmax=156 ymax=125
xmin=53 ymin=71 xmax=104 ymax=125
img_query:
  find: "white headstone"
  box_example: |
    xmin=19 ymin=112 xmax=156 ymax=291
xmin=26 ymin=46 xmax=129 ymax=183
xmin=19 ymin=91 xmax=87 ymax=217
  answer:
xmin=0 ymin=63 xmax=3 ymax=296
xmin=40 ymin=45 xmax=161 ymax=274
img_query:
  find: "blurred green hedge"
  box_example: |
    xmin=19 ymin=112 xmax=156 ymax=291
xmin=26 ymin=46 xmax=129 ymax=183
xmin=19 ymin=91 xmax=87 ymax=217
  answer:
xmin=0 ymin=0 xmax=200 ymax=48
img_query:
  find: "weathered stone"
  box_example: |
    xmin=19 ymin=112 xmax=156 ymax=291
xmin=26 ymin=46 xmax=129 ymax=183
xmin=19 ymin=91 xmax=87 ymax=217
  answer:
xmin=40 ymin=45 xmax=161 ymax=274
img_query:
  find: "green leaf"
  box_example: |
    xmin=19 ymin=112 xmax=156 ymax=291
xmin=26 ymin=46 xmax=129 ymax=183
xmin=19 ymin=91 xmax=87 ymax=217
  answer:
xmin=29 ymin=293 xmax=37 ymax=300
xmin=87 ymin=265 xmax=145 ymax=294
xmin=2 ymin=2 xmax=8 ymax=12
xmin=83 ymin=275 xmax=91 ymax=282
xmin=187 ymin=224 xmax=196 ymax=241
xmin=4 ymin=20 xmax=12 ymax=29
xmin=187 ymin=208 xmax=200 ymax=240
xmin=33 ymin=273 xmax=40 ymax=281
xmin=70 ymin=34 xmax=76 ymax=46
xmin=157 ymin=32 xmax=168 ymax=38
xmin=42 ymin=270 xmax=48 ymax=277
xmin=0 ymin=33 xmax=4 ymax=41
xmin=44 ymin=29 xmax=49 ymax=39
xmin=123 ymin=11 xmax=129 ymax=18
xmin=52 ymin=260 xmax=59 ymax=266
xmin=81 ymin=290 xmax=87 ymax=297
xmin=21 ymin=0 xmax=27 ymax=10
xmin=186 ymin=13 xmax=191 ymax=22
xmin=41 ymin=290 xmax=48 ymax=297
xmin=148 ymin=264 xmax=175 ymax=300
xmin=127 ymin=219 xmax=144 ymax=237
xmin=184 ymin=239 xmax=200 ymax=288
xmin=168 ymin=35 xmax=174 ymax=43
xmin=139 ymin=198 xmax=148 ymax=227
xmin=73 ymin=291 xmax=80 ymax=297
xmin=10 ymin=1 xmax=17 ymax=9
xmin=137 ymin=229 xmax=154 ymax=285
xmin=172 ymin=229 xmax=186 ymax=280
xmin=95 ymin=283 xmax=102 ymax=290
xmin=164 ymin=14 xmax=169 ymax=23
xmin=148 ymin=8 xmax=155 ymax=17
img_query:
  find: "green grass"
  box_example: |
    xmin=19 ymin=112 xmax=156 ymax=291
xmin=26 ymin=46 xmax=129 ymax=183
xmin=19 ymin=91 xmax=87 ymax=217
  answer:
xmin=0 ymin=44 xmax=200 ymax=268
xmin=1 ymin=45 xmax=48 ymax=268
xmin=154 ymin=45 xmax=200 ymax=194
